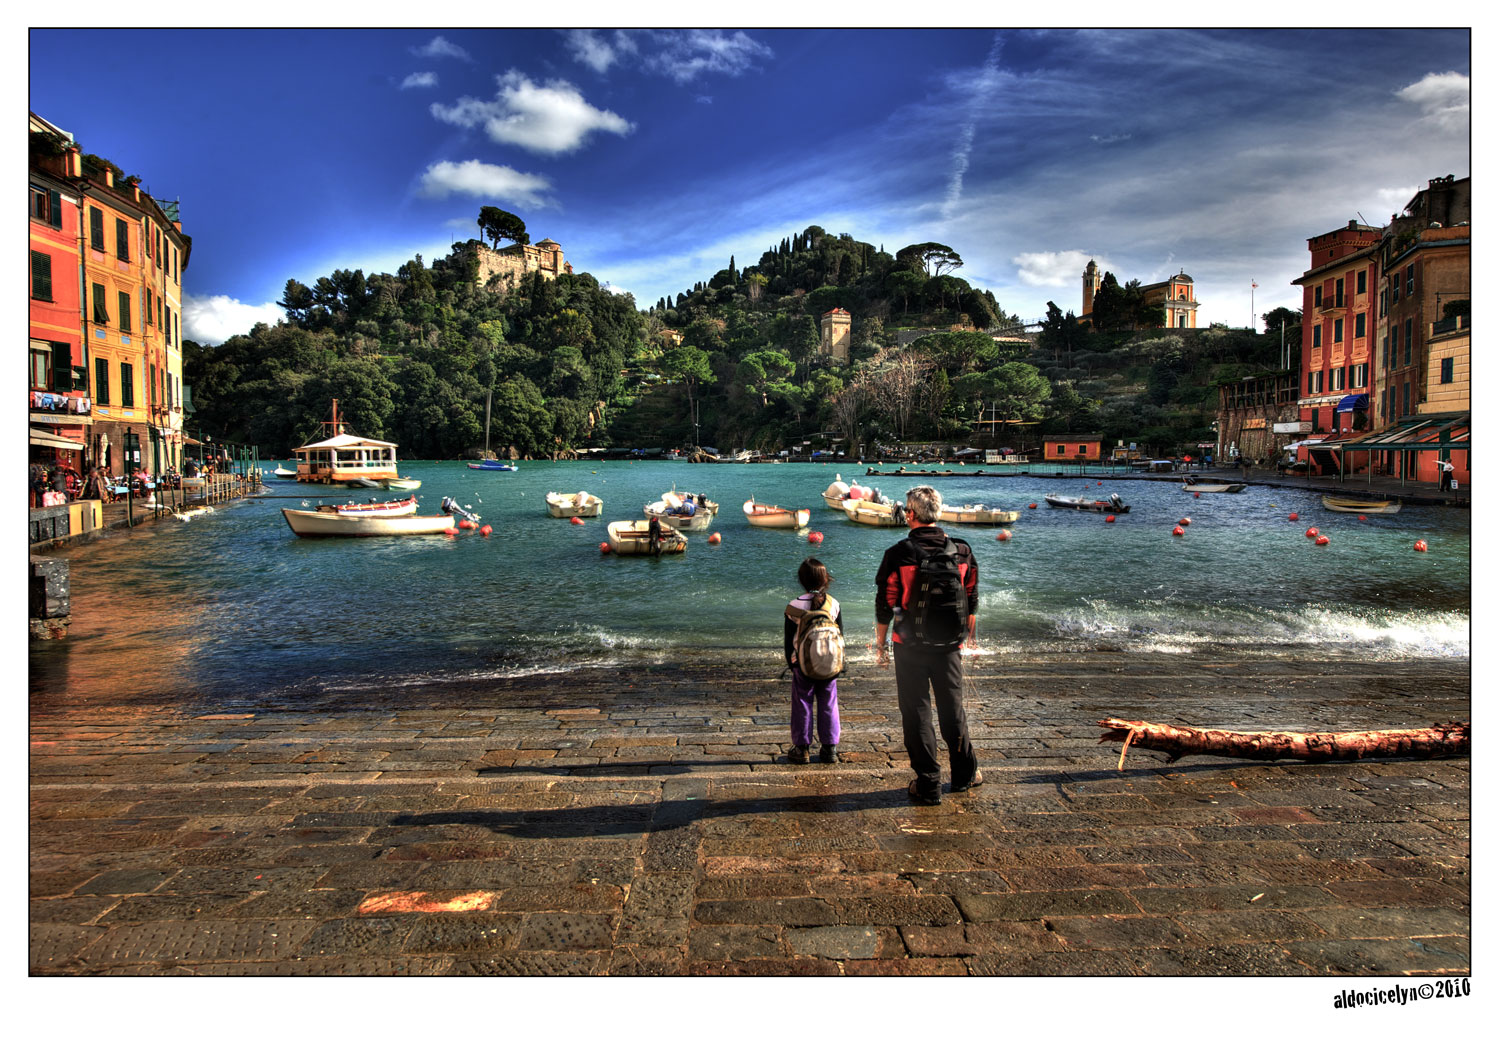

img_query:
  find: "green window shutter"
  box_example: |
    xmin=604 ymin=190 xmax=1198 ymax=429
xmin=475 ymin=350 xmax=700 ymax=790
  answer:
xmin=89 ymin=206 xmax=104 ymax=249
xmin=94 ymin=358 xmax=110 ymax=404
xmin=51 ymin=342 xmax=72 ymax=392
xmin=92 ymin=283 xmax=109 ymax=324
xmin=115 ymin=218 xmax=130 ymax=260
xmin=30 ymin=250 xmax=52 ymax=301
xmin=121 ymin=362 xmax=134 ymax=407
xmin=48 ymin=190 xmax=62 ymax=229
xmin=119 ymin=291 xmax=132 ymax=332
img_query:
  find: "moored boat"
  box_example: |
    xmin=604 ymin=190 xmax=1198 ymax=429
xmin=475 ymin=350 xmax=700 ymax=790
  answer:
xmin=383 ymin=477 xmax=422 ymax=491
xmin=1044 ymin=492 xmax=1129 ymax=513
xmin=663 ymin=489 xmax=719 ymax=515
xmin=312 ymin=495 xmax=419 ymax=518
xmin=743 ymin=499 xmax=810 ymax=529
xmin=1182 ymin=481 xmax=1246 ymax=493
xmin=606 ymin=519 xmax=687 ymax=555
xmin=272 ymin=465 xmax=298 ymax=478
xmin=546 ymin=490 xmax=604 ymax=518
xmin=937 ymin=504 xmax=1021 ymax=525
xmin=1322 ymin=495 xmax=1401 ymax=514
xmin=822 ymin=474 xmax=851 ymax=509
xmin=468 ymin=460 xmax=518 ymax=471
xmin=281 ymin=508 xmax=455 ymax=537
xmin=842 ymin=498 xmax=904 ymax=526
xmin=643 ymin=498 xmax=713 ymax=531
xmin=293 ymin=400 xmax=402 ymax=486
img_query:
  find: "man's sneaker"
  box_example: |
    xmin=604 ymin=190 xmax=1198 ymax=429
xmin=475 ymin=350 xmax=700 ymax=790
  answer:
xmin=788 ymin=745 xmax=810 ymax=764
xmin=819 ymin=745 xmax=839 ymax=764
xmin=951 ymin=770 xmax=985 ymax=793
xmin=907 ymin=780 xmax=942 ymax=806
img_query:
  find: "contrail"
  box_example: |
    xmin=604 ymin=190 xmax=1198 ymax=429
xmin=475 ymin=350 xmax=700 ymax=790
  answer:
xmin=942 ymin=32 xmax=1005 ymax=220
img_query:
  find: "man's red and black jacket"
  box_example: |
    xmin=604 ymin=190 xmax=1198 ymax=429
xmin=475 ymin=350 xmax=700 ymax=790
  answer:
xmin=874 ymin=525 xmax=979 ymax=647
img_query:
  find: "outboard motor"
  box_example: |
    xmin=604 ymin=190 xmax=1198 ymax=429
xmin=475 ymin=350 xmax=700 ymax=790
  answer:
xmin=1110 ymin=493 xmax=1124 ymax=509
xmin=440 ymin=495 xmax=480 ymax=523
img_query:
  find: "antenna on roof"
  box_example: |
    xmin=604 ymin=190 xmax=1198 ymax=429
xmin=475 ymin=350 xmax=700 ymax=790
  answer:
xmin=1356 ymin=212 xmax=1369 ymax=226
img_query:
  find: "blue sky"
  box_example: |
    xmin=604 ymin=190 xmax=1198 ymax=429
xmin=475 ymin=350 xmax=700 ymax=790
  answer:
xmin=29 ymin=27 xmax=1470 ymax=345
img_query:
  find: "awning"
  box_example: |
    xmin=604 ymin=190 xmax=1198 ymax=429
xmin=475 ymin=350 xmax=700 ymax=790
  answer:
xmin=1282 ymin=438 xmax=1325 ymax=451
xmin=1337 ymin=413 xmax=1469 ymax=452
xmin=183 ymin=435 xmax=205 ymax=446
xmin=1335 ymin=394 xmax=1368 ymax=413
xmin=30 ymin=427 xmax=85 ymax=451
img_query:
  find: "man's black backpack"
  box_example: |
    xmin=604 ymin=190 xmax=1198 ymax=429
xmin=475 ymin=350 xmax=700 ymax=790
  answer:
xmin=908 ymin=537 xmax=969 ymax=647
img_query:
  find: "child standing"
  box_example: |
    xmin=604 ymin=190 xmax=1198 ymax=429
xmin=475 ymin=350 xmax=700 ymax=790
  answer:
xmin=784 ymin=558 xmax=844 ymax=764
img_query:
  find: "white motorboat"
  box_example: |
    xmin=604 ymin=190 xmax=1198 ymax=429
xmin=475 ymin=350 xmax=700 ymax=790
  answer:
xmin=281 ymin=508 xmax=455 ymax=537
xmin=937 ymin=504 xmax=1020 ymax=525
xmin=546 ymin=490 xmax=604 ymax=517
xmin=643 ymin=499 xmax=713 ymax=531
xmin=842 ymin=498 xmax=904 ymax=526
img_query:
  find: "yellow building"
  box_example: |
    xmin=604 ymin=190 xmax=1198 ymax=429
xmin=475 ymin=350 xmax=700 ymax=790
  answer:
xmin=1420 ymin=315 xmax=1469 ymax=416
xmin=819 ymin=308 xmax=851 ymax=363
xmin=73 ymin=157 xmax=189 ymax=477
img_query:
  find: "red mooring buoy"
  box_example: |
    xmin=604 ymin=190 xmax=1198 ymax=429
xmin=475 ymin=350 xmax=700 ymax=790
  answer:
xmin=479 ymin=524 xmax=492 ymax=536
xmin=1172 ymin=525 xmax=1185 ymax=536
xmin=1414 ymin=540 xmax=1428 ymax=552
xmin=808 ymin=531 xmax=824 ymax=544
xmin=996 ymin=530 xmax=1012 ymax=541
xmin=1105 ymin=514 xmax=1116 ymax=523
xmin=599 ymin=541 xmax=611 ymax=553
xmin=708 ymin=532 xmax=722 ymax=545
xmin=1289 ymin=512 xmax=1299 ymax=521
xmin=570 ymin=516 xmax=584 ymax=525
xmin=1315 ymin=535 xmax=1330 ymax=546
xmin=1028 ymin=503 xmax=1037 ymax=510
xmin=1305 ymin=526 xmax=1319 ymax=538
xmin=1179 ymin=517 xmax=1191 ymax=526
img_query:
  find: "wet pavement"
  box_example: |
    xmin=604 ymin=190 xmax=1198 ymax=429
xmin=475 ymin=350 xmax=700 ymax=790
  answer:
xmin=29 ymin=653 xmax=1469 ymax=975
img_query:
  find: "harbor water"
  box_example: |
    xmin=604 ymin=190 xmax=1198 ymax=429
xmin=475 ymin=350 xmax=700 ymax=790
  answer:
xmin=31 ymin=461 xmax=1471 ymax=709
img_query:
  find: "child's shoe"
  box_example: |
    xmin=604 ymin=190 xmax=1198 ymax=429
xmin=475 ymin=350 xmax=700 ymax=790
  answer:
xmin=819 ymin=745 xmax=839 ymax=764
xmin=788 ymin=745 xmax=810 ymax=764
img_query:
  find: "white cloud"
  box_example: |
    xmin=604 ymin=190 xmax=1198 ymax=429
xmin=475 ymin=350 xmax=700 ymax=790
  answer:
xmin=600 ymin=282 xmax=632 ymax=297
xmin=400 ymin=72 xmax=437 ymax=90
xmin=562 ymin=29 xmax=637 ymax=74
xmin=1397 ymin=71 xmax=1469 ymax=131
xmin=643 ymin=30 xmax=773 ymax=85
xmin=413 ymin=35 xmax=469 ymax=62
xmin=430 ymin=71 xmax=633 ymax=155
xmin=1012 ymin=250 xmax=1098 ymax=288
xmin=183 ymin=293 xmax=285 ymax=346
xmin=416 ymin=160 xmax=555 ymax=209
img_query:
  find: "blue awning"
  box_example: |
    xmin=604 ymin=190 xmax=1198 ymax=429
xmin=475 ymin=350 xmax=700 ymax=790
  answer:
xmin=1335 ymin=393 xmax=1368 ymax=413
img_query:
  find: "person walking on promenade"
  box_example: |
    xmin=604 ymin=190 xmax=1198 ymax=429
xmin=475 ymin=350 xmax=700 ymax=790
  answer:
xmin=784 ymin=557 xmax=844 ymax=765
xmin=874 ymin=485 xmax=981 ymax=805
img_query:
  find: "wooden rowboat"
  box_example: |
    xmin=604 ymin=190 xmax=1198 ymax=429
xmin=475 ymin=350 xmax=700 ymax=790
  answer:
xmin=842 ymin=499 xmax=903 ymax=526
xmin=546 ymin=491 xmax=603 ymax=517
xmin=1322 ymin=495 xmax=1401 ymax=514
xmin=282 ymin=508 xmax=455 ymax=537
xmin=937 ymin=504 xmax=1020 ymax=525
xmin=743 ymin=499 xmax=810 ymax=529
xmin=606 ymin=519 xmax=687 ymax=554
xmin=313 ymin=495 xmax=419 ymax=518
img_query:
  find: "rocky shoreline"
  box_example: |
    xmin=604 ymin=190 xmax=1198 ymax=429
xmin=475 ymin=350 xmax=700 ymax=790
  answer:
xmin=30 ymin=651 xmax=1469 ymax=975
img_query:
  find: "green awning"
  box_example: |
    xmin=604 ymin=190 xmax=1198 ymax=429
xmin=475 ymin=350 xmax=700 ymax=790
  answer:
xmin=1337 ymin=413 xmax=1469 ymax=452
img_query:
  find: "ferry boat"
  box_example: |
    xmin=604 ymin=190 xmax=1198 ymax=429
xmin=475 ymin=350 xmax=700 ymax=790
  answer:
xmin=293 ymin=401 xmax=404 ymax=487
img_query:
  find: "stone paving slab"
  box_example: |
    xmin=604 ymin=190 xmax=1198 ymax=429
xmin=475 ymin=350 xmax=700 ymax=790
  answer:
xmin=29 ymin=652 xmax=1469 ymax=976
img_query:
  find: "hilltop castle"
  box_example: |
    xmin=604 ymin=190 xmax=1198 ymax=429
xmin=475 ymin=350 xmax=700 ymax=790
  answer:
xmin=473 ymin=238 xmax=572 ymax=293
xmin=1082 ymin=259 xmax=1198 ymax=329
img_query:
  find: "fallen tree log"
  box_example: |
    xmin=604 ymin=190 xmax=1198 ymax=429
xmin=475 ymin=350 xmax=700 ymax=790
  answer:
xmin=1098 ymin=718 xmax=1470 ymax=770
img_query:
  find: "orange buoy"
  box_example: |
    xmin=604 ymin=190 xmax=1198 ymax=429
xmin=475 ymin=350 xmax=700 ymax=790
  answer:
xmin=1289 ymin=512 xmax=1299 ymax=521
xmin=1315 ymin=535 xmax=1330 ymax=546
xmin=599 ymin=541 xmax=611 ymax=553
xmin=1305 ymin=526 xmax=1319 ymax=538
xmin=1179 ymin=517 xmax=1191 ymax=526
xmin=570 ymin=516 xmax=583 ymax=525
xmin=1194 ymin=492 xmax=1201 ymax=499
xmin=458 ymin=519 xmax=476 ymax=529
xmin=1172 ymin=525 xmax=1185 ymax=536
xmin=444 ymin=527 xmax=459 ymax=537
xmin=479 ymin=524 xmax=492 ymax=536
xmin=708 ymin=532 xmax=722 ymax=545
xmin=808 ymin=531 xmax=824 ymax=544
xmin=1414 ymin=540 xmax=1428 ymax=552
xmin=1105 ymin=514 xmax=1116 ymax=523
xmin=1358 ymin=515 xmax=1367 ymax=521
xmin=995 ymin=529 xmax=1012 ymax=541
xmin=1097 ymin=481 xmax=1103 ymax=486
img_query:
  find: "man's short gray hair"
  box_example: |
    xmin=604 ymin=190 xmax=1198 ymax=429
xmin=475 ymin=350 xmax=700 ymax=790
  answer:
xmin=905 ymin=485 xmax=942 ymax=524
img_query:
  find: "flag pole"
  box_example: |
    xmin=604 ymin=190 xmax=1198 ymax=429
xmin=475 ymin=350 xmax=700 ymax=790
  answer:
xmin=1250 ymin=280 xmax=1258 ymax=331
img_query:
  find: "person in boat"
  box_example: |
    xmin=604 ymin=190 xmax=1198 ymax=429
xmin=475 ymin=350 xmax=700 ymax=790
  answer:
xmin=680 ymin=495 xmax=695 ymax=517
xmin=874 ymin=485 xmax=982 ymax=806
xmin=647 ymin=515 xmax=663 ymax=557
xmin=783 ymin=558 xmax=844 ymax=765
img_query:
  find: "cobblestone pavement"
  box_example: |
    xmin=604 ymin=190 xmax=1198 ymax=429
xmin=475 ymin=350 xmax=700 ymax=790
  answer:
xmin=30 ymin=654 xmax=1469 ymax=975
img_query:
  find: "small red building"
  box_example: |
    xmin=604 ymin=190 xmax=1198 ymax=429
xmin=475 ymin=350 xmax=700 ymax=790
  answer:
xmin=1043 ymin=434 xmax=1103 ymax=463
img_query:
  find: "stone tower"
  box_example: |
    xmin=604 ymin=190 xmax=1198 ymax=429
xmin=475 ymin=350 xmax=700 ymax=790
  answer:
xmin=819 ymin=308 xmax=851 ymax=363
xmin=1082 ymin=259 xmax=1100 ymax=318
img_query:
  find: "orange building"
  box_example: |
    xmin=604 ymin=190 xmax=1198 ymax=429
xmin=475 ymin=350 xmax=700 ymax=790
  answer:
xmin=29 ymin=115 xmax=89 ymax=478
xmin=819 ymin=308 xmax=851 ymax=363
xmin=1043 ymin=433 xmax=1103 ymax=463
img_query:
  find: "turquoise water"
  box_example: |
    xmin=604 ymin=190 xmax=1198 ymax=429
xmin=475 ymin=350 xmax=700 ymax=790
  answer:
xmin=33 ymin=460 xmax=1470 ymax=706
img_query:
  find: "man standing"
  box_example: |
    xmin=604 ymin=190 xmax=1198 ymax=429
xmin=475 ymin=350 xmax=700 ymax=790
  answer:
xmin=874 ymin=485 xmax=981 ymax=805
